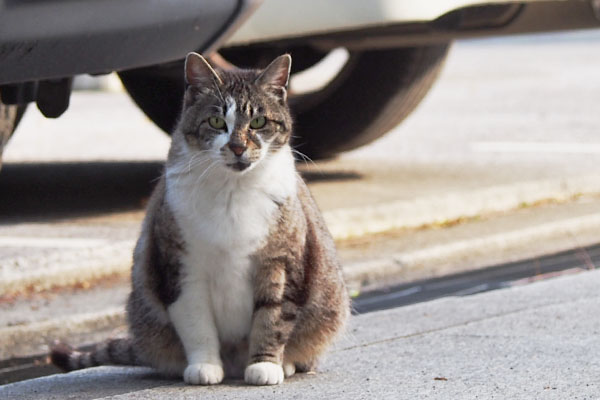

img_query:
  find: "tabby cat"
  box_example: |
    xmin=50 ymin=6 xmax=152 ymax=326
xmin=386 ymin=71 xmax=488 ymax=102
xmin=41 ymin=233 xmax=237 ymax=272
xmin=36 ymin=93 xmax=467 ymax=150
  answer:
xmin=51 ymin=53 xmax=349 ymax=386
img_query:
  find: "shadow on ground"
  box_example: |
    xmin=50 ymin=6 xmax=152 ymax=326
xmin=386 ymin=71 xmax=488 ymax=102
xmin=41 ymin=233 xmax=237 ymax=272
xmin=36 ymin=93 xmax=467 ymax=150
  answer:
xmin=0 ymin=162 xmax=164 ymax=223
xmin=0 ymin=162 xmax=362 ymax=223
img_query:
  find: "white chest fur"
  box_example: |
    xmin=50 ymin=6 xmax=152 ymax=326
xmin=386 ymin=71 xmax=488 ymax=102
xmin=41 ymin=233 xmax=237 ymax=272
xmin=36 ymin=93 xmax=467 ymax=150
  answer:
xmin=165 ymin=147 xmax=297 ymax=342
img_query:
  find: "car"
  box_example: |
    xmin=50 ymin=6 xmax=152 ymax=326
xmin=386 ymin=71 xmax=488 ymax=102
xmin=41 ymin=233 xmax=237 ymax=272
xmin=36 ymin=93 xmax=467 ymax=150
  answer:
xmin=1 ymin=0 xmax=599 ymax=165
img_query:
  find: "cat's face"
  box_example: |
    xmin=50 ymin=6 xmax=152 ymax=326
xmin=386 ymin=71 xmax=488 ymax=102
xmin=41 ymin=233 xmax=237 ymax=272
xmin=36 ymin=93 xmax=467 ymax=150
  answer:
xmin=175 ymin=53 xmax=292 ymax=174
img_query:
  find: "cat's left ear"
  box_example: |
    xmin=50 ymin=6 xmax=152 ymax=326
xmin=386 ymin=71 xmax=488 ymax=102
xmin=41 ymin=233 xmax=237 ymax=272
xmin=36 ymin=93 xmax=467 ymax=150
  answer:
xmin=185 ymin=52 xmax=223 ymax=87
xmin=255 ymin=54 xmax=291 ymax=100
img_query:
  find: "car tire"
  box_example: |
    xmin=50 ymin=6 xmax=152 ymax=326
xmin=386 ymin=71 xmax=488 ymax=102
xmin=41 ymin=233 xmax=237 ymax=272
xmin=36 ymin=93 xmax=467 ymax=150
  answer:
xmin=119 ymin=44 xmax=450 ymax=159
xmin=290 ymin=44 xmax=450 ymax=159
xmin=0 ymin=97 xmax=27 ymax=170
xmin=119 ymin=63 xmax=186 ymax=137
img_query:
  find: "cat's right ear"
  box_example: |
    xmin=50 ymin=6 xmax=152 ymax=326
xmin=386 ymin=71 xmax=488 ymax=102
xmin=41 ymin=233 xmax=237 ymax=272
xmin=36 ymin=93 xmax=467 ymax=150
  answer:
xmin=185 ymin=52 xmax=223 ymax=87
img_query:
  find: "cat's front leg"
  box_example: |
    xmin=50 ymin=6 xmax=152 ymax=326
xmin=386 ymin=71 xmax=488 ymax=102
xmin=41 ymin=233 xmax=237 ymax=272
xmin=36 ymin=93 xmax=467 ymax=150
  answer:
xmin=168 ymin=280 xmax=223 ymax=385
xmin=245 ymin=260 xmax=297 ymax=385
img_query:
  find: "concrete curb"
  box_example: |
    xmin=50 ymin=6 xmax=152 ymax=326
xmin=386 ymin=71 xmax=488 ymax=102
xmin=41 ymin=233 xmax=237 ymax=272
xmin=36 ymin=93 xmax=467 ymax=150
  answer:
xmin=0 ymin=308 xmax=125 ymax=360
xmin=324 ymin=174 xmax=600 ymax=240
xmin=1 ymin=175 xmax=600 ymax=297
xmin=3 ymin=210 xmax=600 ymax=360
xmin=0 ymin=242 xmax=134 ymax=296
xmin=344 ymin=212 xmax=600 ymax=289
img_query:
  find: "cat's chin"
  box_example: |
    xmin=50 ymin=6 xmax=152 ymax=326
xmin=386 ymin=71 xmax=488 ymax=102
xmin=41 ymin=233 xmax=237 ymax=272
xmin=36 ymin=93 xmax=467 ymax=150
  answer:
xmin=231 ymin=161 xmax=250 ymax=171
xmin=228 ymin=161 xmax=251 ymax=171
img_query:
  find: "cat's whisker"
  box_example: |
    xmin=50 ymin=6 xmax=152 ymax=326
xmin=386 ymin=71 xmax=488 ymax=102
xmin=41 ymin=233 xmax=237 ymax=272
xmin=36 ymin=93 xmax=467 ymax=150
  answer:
xmin=187 ymin=154 xmax=200 ymax=174
xmin=191 ymin=160 xmax=219 ymax=215
xmin=291 ymin=149 xmax=319 ymax=170
xmin=150 ymin=171 xmax=166 ymax=184
xmin=204 ymin=93 xmax=224 ymax=104
xmin=168 ymin=153 xmax=215 ymax=187
xmin=292 ymin=149 xmax=326 ymax=179
xmin=214 ymin=83 xmax=226 ymax=105
xmin=175 ymin=152 xmax=212 ymax=175
xmin=205 ymin=105 xmax=223 ymax=113
xmin=195 ymin=160 xmax=219 ymax=185
xmin=189 ymin=156 xmax=213 ymax=172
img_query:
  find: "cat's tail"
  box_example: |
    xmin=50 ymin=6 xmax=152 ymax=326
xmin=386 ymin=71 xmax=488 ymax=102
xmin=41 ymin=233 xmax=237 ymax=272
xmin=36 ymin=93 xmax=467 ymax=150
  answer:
xmin=50 ymin=338 xmax=143 ymax=372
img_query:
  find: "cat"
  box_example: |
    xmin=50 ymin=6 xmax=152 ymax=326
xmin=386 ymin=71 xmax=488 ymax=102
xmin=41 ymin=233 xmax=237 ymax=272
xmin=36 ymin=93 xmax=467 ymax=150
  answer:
xmin=51 ymin=52 xmax=350 ymax=386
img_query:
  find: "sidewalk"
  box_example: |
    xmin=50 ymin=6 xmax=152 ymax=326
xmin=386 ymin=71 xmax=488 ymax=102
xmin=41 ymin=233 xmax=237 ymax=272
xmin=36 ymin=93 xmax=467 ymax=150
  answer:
xmin=2 ymin=269 xmax=598 ymax=399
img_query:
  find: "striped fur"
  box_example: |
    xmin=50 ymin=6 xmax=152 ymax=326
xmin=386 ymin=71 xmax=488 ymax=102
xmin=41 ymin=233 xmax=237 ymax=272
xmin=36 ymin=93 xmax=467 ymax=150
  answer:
xmin=50 ymin=338 xmax=141 ymax=372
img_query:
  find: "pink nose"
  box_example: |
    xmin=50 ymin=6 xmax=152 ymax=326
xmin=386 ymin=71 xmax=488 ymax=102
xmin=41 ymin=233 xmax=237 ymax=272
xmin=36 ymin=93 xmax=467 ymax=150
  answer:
xmin=228 ymin=143 xmax=246 ymax=157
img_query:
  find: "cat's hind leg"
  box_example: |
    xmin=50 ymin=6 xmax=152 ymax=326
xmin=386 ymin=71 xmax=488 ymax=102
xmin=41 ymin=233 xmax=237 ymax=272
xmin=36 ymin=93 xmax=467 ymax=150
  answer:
xmin=283 ymin=361 xmax=296 ymax=378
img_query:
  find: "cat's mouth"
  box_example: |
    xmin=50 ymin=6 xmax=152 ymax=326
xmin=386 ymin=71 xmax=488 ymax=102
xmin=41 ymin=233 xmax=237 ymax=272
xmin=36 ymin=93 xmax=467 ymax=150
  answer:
xmin=227 ymin=161 xmax=251 ymax=171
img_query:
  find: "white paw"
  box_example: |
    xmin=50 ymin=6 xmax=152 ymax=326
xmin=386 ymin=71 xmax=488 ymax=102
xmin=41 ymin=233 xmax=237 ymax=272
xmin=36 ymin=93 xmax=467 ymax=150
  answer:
xmin=183 ymin=363 xmax=224 ymax=385
xmin=244 ymin=362 xmax=284 ymax=385
xmin=283 ymin=362 xmax=296 ymax=378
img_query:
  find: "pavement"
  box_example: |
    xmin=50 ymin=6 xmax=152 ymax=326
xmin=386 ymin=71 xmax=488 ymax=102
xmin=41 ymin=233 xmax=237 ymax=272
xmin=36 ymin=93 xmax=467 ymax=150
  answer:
xmin=1 ymin=268 xmax=598 ymax=399
xmin=2 ymin=195 xmax=600 ymax=364
xmin=1 ymin=30 xmax=600 ymax=396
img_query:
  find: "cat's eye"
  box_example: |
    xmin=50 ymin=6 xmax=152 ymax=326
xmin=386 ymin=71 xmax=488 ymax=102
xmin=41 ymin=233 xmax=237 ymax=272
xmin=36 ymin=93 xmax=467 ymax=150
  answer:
xmin=249 ymin=116 xmax=266 ymax=129
xmin=208 ymin=116 xmax=226 ymax=130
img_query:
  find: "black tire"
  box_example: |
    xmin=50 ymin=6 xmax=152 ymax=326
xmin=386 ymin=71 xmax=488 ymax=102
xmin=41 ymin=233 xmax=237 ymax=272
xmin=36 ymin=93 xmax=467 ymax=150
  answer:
xmin=0 ymin=97 xmax=27 ymax=169
xmin=119 ymin=44 xmax=450 ymax=159
xmin=291 ymin=45 xmax=450 ymax=159
xmin=119 ymin=62 xmax=186 ymax=135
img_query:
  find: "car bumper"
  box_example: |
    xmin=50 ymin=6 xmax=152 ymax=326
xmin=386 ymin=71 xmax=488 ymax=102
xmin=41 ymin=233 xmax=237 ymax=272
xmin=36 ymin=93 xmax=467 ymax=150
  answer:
xmin=0 ymin=0 xmax=254 ymax=85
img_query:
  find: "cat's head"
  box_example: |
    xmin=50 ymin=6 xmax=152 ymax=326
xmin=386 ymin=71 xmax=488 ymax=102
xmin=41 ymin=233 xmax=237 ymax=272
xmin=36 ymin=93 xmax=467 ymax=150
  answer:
xmin=172 ymin=52 xmax=293 ymax=174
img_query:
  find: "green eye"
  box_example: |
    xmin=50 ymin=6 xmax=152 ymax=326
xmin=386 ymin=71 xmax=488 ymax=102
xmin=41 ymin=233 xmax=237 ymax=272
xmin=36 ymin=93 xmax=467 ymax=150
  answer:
xmin=249 ymin=116 xmax=266 ymax=129
xmin=208 ymin=116 xmax=226 ymax=130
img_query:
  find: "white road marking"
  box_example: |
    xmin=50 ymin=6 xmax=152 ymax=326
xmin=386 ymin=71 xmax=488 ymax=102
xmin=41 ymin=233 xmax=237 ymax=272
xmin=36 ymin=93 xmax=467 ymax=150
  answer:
xmin=0 ymin=236 xmax=108 ymax=248
xmin=470 ymin=142 xmax=600 ymax=154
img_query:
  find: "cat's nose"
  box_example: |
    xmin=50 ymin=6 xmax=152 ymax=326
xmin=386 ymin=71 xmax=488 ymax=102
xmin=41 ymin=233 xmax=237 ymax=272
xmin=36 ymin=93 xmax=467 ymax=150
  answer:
xmin=228 ymin=143 xmax=246 ymax=157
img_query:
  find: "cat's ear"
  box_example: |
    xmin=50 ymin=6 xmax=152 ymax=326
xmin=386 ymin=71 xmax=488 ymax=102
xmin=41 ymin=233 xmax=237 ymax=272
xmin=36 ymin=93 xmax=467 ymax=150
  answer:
xmin=185 ymin=52 xmax=223 ymax=87
xmin=255 ymin=54 xmax=291 ymax=99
